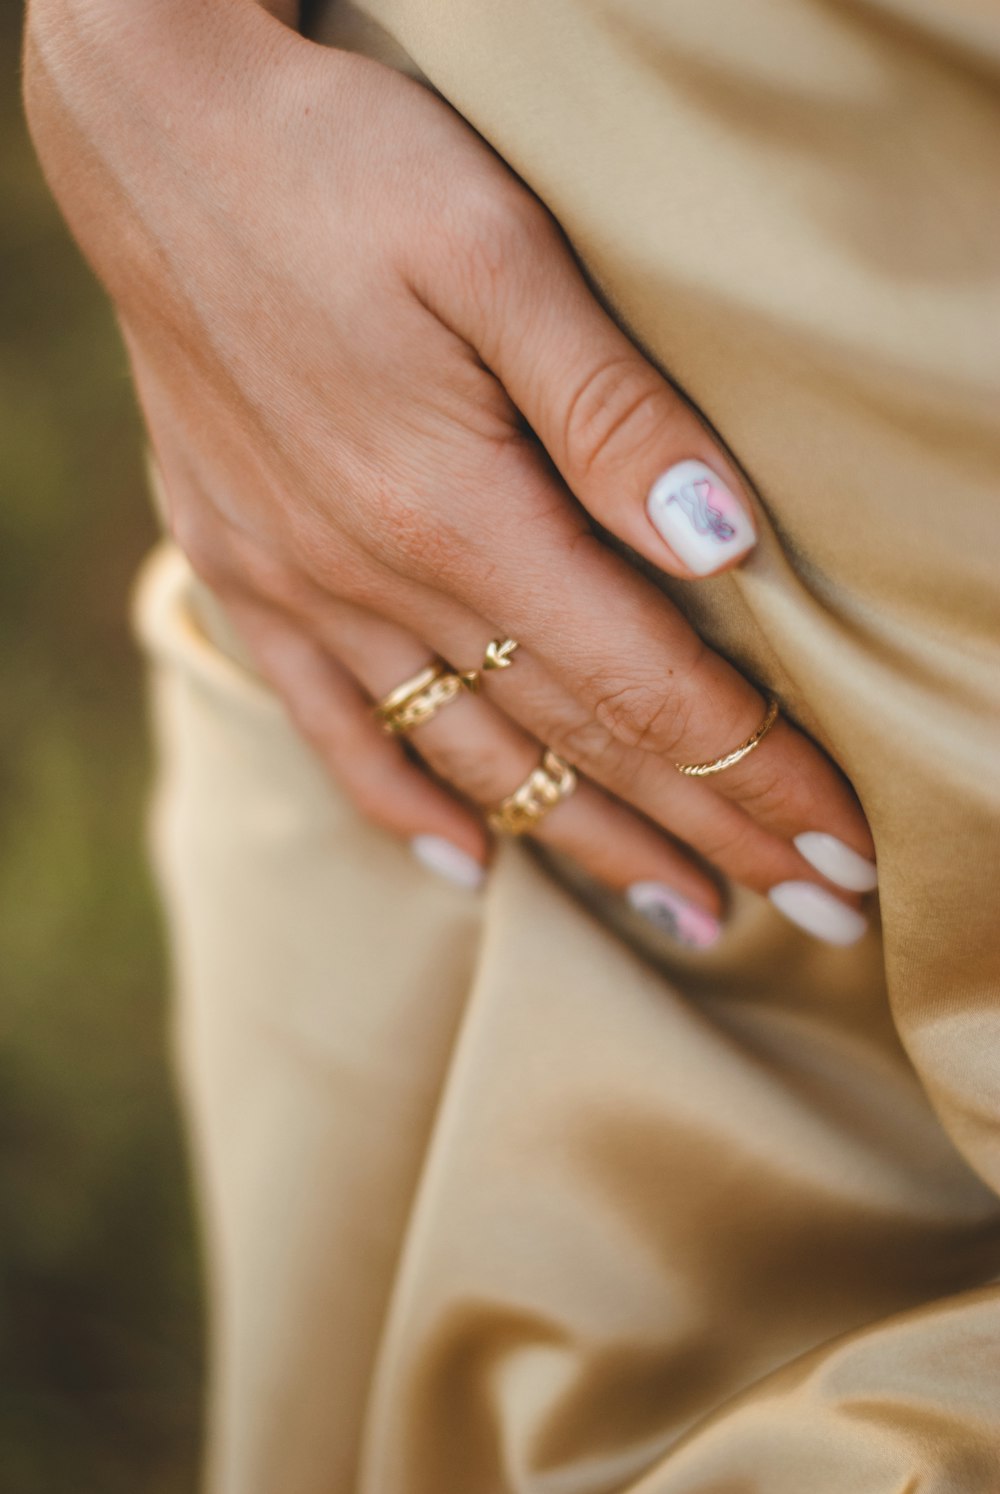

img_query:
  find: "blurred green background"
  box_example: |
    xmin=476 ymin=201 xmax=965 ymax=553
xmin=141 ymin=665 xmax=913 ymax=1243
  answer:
xmin=1 ymin=8 xmax=203 ymax=1490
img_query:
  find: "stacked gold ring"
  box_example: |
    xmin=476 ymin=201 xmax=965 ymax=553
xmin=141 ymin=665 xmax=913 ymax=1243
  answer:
xmin=375 ymin=646 xmax=573 ymax=837
xmin=374 ymin=638 xmax=521 ymax=736
xmin=374 ymin=662 xmax=466 ymax=736
xmin=487 ymin=750 xmax=577 ymax=835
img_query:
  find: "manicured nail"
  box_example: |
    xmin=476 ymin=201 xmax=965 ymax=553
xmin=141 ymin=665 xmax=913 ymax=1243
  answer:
xmin=769 ymin=881 xmax=868 ymax=946
xmin=793 ymin=833 xmax=878 ymax=893
xmin=646 ymin=459 xmax=756 ymax=575
xmin=411 ymin=835 xmax=485 ymax=890
xmin=627 ymin=882 xmax=721 ymax=948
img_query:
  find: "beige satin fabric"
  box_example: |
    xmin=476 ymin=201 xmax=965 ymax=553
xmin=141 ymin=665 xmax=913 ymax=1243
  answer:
xmin=133 ymin=2 xmax=1000 ymax=1489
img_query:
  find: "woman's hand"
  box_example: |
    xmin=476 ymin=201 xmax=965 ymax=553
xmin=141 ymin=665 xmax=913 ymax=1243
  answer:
xmin=25 ymin=0 xmax=877 ymax=945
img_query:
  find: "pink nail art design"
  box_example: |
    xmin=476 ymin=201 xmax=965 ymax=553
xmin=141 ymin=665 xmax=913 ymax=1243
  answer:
xmin=626 ymin=882 xmax=721 ymax=948
xmin=646 ymin=460 xmax=756 ymax=575
xmin=666 ymin=478 xmax=736 ymax=542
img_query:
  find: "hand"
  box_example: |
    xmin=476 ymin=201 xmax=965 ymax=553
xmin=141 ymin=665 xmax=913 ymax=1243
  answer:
xmin=25 ymin=0 xmax=877 ymax=946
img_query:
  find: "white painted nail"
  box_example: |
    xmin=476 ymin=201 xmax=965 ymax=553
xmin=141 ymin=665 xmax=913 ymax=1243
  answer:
xmin=411 ymin=835 xmax=485 ymax=891
xmin=646 ymin=459 xmax=756 ymax=575
xmin=769 ymin=881 xmax=868 ymax=946
xmin=627 ymin=882 xmax=722 ymax=948
xmin=793 ymin=832 xmax=878 ymax=893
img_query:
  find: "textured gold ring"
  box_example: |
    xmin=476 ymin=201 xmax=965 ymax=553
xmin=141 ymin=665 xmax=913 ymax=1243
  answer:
xmin=487 ymin=750 xmax=577 ymax=835
xmin=375 ymin=662 xmax=466 ymax=736
xmin=675 ymin=697 xmax=780 ymax=777
xmin=460 ymin=637 xmax=520 ymax=692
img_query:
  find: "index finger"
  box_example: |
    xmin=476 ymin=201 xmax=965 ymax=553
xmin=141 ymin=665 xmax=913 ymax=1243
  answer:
xmin=434 ymin=200 xmax=759 ymax=581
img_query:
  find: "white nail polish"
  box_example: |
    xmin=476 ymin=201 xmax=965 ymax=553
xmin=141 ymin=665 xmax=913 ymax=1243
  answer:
xmin=411 ymin=835 xmax=485 ymax=891
xmin=646 ymin=459 xmax=756 ymax=575
xmin=627 ymin=882 xmax=721 ymax=948
xmin=793 ymin=833 xmax=878 ymax=893
xmin=769 ymin=881 xmax=868 ymax=946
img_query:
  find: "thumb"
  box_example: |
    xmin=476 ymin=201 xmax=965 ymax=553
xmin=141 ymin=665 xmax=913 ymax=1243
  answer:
xmin=472 ymin=215 xmax=758 ymax=580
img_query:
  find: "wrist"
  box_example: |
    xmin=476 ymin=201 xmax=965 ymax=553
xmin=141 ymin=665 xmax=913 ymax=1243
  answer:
xmin=25 ymin=0 xmax=293 ymax=114
xmin=24 ymin=0 xmax=298 ymax=180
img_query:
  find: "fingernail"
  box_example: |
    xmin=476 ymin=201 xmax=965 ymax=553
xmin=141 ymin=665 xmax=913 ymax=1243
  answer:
xmin=626 ymin=882 xmax=722 ymax=948
xmin=411 ymin=835 xmax=485 ymax=890
xmin=646 ymin=459 xmax=756 ymax=575
xmin=768 ymin=881 xmax=868 ymax=946
xmin=793 ymin=832 xmax=878 ymax=893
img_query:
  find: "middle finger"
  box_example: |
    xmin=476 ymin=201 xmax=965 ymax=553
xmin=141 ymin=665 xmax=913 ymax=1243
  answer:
xmin=319 ymin=594 xmax=866 ymax=941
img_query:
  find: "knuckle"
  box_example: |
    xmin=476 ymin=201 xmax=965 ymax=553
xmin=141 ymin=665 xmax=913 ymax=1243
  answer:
xmin=237 ymin=543 xmax=306 ymax=610
xmin=591 ymin=674 xmax=695 ymax=755
xmin=166 ymin=501 xmax=243 ymax=597
xmin=180 ymin=534 xmax=233 ymax=592
xmin=727 ymin=755 xmax=790 ymax=815
xmin=298 ymin=533 xmax=377 ymax=608
xmin=545 ymin=712 xmax=631 ymax=782
xmin=284 ymin=489 xmax=387 ymax=599
xmin=166 ymin=503 xmax=205 ymax=563
xmin=561 ymin=357 xmax=666 ymax=483
xmin=729 ymin=749 xmax=814 ymax=829
xmin=695 ymin=820 xmax=765 ymax=879
xmin=370 ymin=485 xmax=477 ymax=589
xmin=451 ymin=181 xmax=552 ymax=296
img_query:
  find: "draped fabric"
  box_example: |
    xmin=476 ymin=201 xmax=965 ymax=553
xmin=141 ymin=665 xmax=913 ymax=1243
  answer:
xmin=133 ymin=2 xmax=1000 ymax=1488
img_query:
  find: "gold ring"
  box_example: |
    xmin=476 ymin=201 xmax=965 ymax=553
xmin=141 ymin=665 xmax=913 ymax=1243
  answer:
xmin=374 ymin=662 xmax=466 ymax=735
xmin=675 ymin=697 xmax=780 ymax=777
xmin=487 ymin=750 xmax=577 ymax=835
xmin=461 ymin=636 xmax=520 ymax=693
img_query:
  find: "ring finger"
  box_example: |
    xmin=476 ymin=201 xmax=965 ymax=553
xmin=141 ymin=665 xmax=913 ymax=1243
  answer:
xmin=329 ymin=590 xmax=871 ymax=947
xmin=329 ymin=606 xmax=728 ymax=947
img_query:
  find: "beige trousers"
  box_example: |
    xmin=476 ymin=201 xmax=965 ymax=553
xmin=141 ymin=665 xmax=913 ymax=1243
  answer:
xmin=132 ymin=2 xmax=1000 ymax=1489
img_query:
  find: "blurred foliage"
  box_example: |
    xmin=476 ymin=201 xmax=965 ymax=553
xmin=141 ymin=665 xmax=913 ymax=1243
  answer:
xmin=1 ymin=9 xmax=202 ymax=1491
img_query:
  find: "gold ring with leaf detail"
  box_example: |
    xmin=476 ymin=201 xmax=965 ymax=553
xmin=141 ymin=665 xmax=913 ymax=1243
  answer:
xmin=461 ymin=637 xmax=519 ymax=692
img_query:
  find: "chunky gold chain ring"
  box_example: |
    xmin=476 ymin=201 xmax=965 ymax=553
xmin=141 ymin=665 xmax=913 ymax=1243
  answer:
xmin=487 ymin=750 xmax=578 ymax=835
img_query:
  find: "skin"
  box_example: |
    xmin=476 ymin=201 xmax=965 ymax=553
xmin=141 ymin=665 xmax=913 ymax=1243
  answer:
xmin=23 ymin=0 xmax=876 ymax=932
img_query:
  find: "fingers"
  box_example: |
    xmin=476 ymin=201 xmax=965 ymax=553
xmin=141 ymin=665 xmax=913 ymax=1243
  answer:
xmin=214 ymin=595 xmax=490 ymax=886
xmin=217 ymin=510 xmax=874 ymax=935
xmin=242 ymin=578 xmax=867 ymax=945
xmin=459 ymin=646 xmax=872 ymax=946
xmin=329 ymin=606 xmax=872 ymax=949
xmin=365 ymin=592 xmax=872 ymax=918
xmin=176 ymin=511 xmax=871 ymax=942
xmin=475 ymin=627 xmax=876 ymax=909
xmin=325 ymin=605 xmax=726 ymax=944
xmin=437 ymin=202 xmax=758 ymax=580
xmin=211 ymin=592 xmax=723 ymax=942
xmin=365 ymin=478 xmax=876 ymax=873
